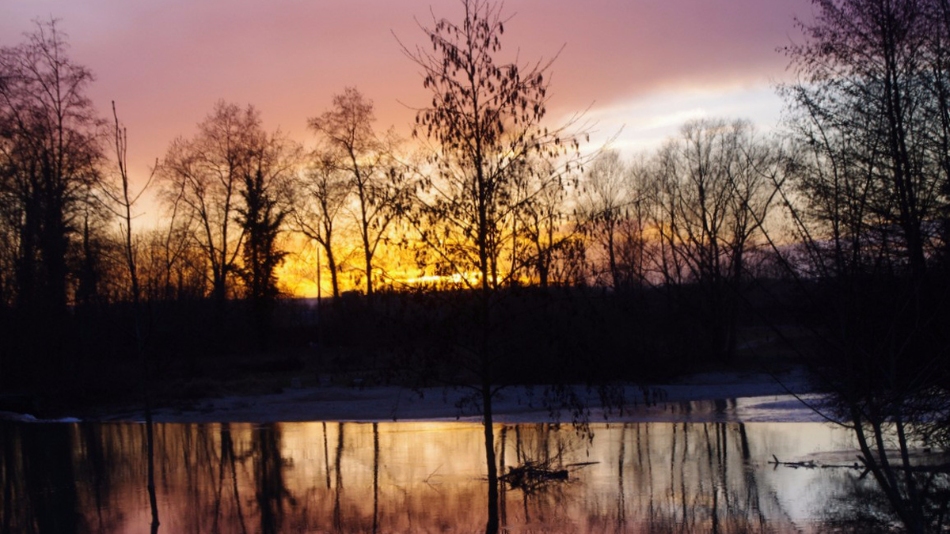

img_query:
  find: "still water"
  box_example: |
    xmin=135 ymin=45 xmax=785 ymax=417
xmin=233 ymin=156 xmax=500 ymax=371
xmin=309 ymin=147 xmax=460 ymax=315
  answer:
xmin=1 ymin=419 xmax=883 ymax=533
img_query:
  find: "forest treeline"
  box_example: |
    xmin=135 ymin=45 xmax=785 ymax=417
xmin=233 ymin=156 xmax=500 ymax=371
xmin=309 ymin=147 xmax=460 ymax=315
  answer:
xmin=3 ymin=0 xmax=950 ymax=530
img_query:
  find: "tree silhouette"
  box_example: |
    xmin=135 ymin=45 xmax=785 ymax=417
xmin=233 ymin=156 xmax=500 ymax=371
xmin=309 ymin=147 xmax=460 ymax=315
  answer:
xmin=578 ymin=150 xmax=638 ymax=289
xmin=651 ymin=119 xmax=779 ymax=362
xmin=308 ymin=87 xmax=409 ymax=298
xmin=104 ymin=101 xmax=160 ymax=531
xmin=399 ymin=1 xmax=584 ymax=530
xmin=0 ymin=19 xmax=105 ymax=379
xmin=158 ymin=101 xmax=260 ymax=313
xmin=293 ymin=152 xmax=349 ymax=299
xmin=515 ymin=157 xmax=580 ymax=287
xmin=782 ymin=0 xmax=947 ymax=282
xmin=776 ymin=1 xmax=950 ymax=531
xmin=235 ymin=129 xmax=298 ymax=348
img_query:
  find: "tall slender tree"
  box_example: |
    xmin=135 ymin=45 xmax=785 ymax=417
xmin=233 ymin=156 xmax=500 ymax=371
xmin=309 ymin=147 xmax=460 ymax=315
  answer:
xmin=293 ymin=153 xmax=349 ymax=300
xmin=400 ymin=1 xmax=583 ymax=529
xmin=0 ymin=19 xmax=104 ymax=377
xmin=579 ymin=150 xmax=636 ymax=289
xmin=105 ymin=101 xmax=159 ymax=532
xmin=308 ymin=88 xmax=409 ymax=298
xmin=158 ymin=101 xmax=259 ymax=312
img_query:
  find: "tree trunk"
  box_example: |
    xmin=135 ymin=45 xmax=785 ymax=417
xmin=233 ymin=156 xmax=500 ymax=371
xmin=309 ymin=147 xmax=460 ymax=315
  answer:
xmin=324 ymin=245 xmax=340 ymax=299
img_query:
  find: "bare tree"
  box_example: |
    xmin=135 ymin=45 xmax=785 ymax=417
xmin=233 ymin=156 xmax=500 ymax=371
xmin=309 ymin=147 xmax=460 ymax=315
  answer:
xmin=134 ymin=194 xmax=208 ymax=304
xmin=652 ymin=119 xmax=779 ymax=361
xmin=158 ymin=101 xmax=260 ymax=312
xmin=776 ymin=1 xmax=950 ymax=531
xmin=619 ymin=156 xmax=661 ymax=287
xmin=0 ymin=19 xmax=105 ymax=376
xmin=103 ymin=101 xmax=159 ymax=532
xmin=782 ymin=0 xmax=946 ymax=281
xmin=578 ymin=150 xmax=638 ymax=289
xmin=514 ymin=157 xmax=578 ymax=287
xmin=399 ymin=1 xmax=584 ymax=529
xmin=308 ymin=88 xmax=409 ymax=298
xmin=293 ymin=153 xmax=350 ymax=299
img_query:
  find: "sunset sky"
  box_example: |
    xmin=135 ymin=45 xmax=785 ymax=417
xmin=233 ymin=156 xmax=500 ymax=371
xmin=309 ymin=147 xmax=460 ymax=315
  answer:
xmin=0 ymin=0 xmax=812 ymax=295
xmin=2 ymin=0 xmax=814 ymax=217
xmin=0 ymin=0 xmax=812 ymax=254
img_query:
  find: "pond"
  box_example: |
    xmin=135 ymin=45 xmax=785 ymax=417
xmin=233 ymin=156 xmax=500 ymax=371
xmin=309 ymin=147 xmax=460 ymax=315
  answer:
xmin=1 ymin=417 xmax=890 ymax=533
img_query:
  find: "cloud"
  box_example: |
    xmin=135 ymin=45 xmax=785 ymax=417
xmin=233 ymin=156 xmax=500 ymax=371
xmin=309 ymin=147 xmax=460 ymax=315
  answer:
xmin=581 ymin=83 xmax=787 ymax=154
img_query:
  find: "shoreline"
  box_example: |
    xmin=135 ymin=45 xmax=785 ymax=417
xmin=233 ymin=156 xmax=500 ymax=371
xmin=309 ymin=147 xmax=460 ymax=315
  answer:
xmin=77 ymin=366 xmax=829 ymax=425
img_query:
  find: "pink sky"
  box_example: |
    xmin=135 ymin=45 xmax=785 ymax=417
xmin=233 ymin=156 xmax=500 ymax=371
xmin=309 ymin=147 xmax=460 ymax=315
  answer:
xmin=1 ymin=0 xmax=813 ymax=198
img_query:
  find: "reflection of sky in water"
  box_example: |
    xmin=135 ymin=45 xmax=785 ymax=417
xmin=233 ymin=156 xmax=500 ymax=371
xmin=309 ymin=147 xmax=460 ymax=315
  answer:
xmin=750 ymin=423 xmax=859 ymax=524
xmin=0 ymin=420 xmax=879 ymax=533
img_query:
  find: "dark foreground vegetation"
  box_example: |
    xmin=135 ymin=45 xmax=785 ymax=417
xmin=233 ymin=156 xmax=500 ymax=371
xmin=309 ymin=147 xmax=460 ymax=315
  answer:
xmin=0 ymin=282 xmax=801 ymax=416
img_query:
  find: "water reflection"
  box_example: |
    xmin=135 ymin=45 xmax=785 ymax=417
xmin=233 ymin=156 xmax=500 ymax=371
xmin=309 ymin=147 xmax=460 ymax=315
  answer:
xmin=0 ymin=420 xmax=884 ymax=533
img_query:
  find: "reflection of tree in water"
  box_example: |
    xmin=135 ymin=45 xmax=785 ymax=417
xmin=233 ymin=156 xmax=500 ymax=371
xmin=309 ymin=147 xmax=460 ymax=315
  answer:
xmin=292 ymin=422 xmax=384 ymax=533
xmin=492 ymin=422 xmax=806 ymax=532
xmin=154 ymin=422 xmax=291 ymax=533
xmin=496 ymin=422 xmax=805 ymax=533
xmin=0 ymin=423 xmax=80 ymax=533
xmin=822 ymin=469 xmax=950 ymax=533
xmin=2 ymin=423 xmax=141 ymax=534
xmin=333 ymin=422 xmax=344 ymax=531
xmin=372 ymin=422 xmax=380 ymax=534
xmin=27 ymin=426 xmax=80 ymax=533
xmin=79 ymin=423 xmax=108 ymax=531
xmin=253 ymin=424 xmax=295 ymax=534
xmin=212 ymin=424 xmax=248 ymax=533
xmin=625 ymin=422 xmax=780 ymax=533
xmin=0 ymin=425 xmax=17 ymax=533
xmin=0 ymin=420 xmax=903 ymax=532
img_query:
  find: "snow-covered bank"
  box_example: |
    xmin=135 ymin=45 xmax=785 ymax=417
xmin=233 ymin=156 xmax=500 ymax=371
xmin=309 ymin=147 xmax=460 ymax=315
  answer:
xmin=91 ymin=366 xmax=829 ymax=424
xmin=0 ymin=411 xmax=81 ymax=423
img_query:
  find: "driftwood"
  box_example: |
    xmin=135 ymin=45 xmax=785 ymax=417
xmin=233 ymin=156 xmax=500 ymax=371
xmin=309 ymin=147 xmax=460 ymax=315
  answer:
xmin=501 ymin=461 xmax=598 ymax=492
xmin=769 ymin=454 xmax=817 ymax=469
xmin=771 ymin=454 xmax=950 ymax=476
xmin=770 ymin=454 xmax=863 ymax=470
xmin=771 ymin=454 xmax=870 ymax=477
